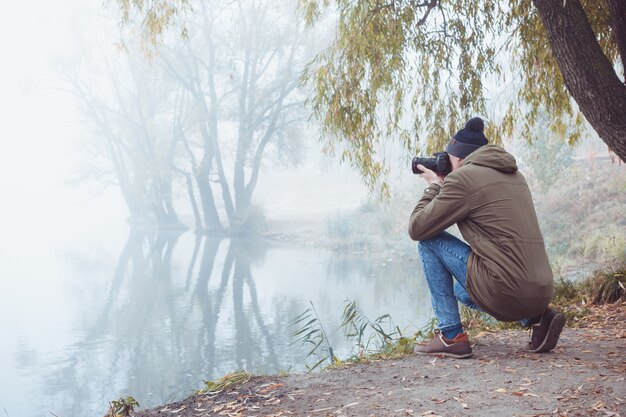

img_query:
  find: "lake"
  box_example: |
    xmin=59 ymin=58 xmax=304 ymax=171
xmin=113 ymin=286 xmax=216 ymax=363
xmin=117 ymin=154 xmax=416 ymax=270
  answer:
xmin=0 ymin=227 xmax=431 ymax=417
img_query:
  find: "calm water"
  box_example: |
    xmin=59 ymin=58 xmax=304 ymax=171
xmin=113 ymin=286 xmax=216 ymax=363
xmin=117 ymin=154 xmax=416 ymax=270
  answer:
xmin=0 ymin=228 xmax=431 ymax=417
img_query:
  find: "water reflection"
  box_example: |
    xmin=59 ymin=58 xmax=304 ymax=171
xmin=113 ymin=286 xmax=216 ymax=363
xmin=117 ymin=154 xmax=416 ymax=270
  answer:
xmin=3 ymin=229 xmax=431 ymax=417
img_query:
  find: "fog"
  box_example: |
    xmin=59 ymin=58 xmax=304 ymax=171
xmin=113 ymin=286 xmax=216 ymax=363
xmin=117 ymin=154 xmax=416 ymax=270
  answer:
xmin=0 ymin=1 xmax=623 ymax=417
xmin=0 ymin=2 xmax=378 ymax=416
xmin=0 ymin=0 xmax=368 ymax=254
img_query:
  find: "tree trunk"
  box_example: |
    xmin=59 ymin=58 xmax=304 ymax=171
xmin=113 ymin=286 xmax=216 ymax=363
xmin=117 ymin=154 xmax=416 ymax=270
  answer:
xmin=607 ymin=0 xmax=626 ymax=77
xmin=532 ymin=0 xmax=626 ymax=161
xmin=184 ymin=172 xmax=202 ymax=230
xmin=234 ymin=48 xmax=253 ymax=220
xmin=195 ymin=173 xmax=223 ymax=232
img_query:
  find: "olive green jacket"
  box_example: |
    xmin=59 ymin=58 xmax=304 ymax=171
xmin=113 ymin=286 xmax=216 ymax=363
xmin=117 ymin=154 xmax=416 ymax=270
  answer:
xmin=408 ymin=146 xmax=553 ymax=321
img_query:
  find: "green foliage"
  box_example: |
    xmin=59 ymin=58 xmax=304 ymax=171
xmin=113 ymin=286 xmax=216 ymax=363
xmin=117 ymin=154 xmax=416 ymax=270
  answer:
xmin=291 ymin=301 xmax=338 ymax=371
xmin=411 ymin=317 xmax=437 ymax=344
xmin=111 ymin=0 xmax=624 ymax=193
xmin=112 ymin=0 xmax=191 ymax=55
xmin=293 ymin=299 xmax=440 ymax=370
xmin=339 ymin=299 xmax=402 ymax=354
xmin=552 ymin=262 xmax=625 ymax=310
xmin=105 ymin=396 xmax=139 ymax=417
xmin=300 ymin=0 xmax=620 ymax=191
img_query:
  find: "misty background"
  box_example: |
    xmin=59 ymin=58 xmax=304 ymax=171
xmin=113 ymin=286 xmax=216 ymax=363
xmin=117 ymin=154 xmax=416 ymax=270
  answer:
xmin=0 ymin=1 xmax=624 ymax=417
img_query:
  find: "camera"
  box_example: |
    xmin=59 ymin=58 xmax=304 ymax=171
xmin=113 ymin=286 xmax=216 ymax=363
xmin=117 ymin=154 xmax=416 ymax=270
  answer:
xmin=412 ymin=151 xmax=452 ymax=175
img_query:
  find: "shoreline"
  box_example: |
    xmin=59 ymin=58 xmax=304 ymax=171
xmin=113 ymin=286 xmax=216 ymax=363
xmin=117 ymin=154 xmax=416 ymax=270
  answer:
xmin=113 ymin=301 xmax=626 ymax=417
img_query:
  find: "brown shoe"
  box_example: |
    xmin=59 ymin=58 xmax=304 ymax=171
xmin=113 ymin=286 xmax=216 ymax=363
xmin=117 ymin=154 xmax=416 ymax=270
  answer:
xmin=526 ymin=307 xmax=565 ymax=353
xmin=414 ymin=330 xmax=473 ymax=358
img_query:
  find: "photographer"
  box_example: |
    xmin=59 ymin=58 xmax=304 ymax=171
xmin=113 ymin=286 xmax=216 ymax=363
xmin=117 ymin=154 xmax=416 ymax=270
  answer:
xmin=408 ymin=117 xmax=564 ymax=358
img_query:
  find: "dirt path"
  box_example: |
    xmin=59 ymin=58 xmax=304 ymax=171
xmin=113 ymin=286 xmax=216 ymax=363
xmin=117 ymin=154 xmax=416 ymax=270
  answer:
xmin=134 ymin=303 xmax=625 ymax=417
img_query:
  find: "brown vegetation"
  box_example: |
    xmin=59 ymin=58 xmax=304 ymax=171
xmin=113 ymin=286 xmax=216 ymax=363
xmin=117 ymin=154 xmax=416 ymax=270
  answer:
xmin=131 ymin=302 xmax=625 ymax=417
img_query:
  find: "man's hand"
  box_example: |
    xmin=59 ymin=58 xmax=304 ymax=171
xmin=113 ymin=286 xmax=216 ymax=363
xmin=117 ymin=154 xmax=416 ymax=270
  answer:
xmin=416 ymin=165 xmax=445 ymax=187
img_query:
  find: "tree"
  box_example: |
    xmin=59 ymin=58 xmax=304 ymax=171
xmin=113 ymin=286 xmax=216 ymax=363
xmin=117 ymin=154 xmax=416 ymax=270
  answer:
xmin=300 ymin=0 xmax=626 ymax=191
xmin=110 ymin=0 xmax=625 ymax=192
xmin=65 ymin=49 xmax=185 ymax=227
xmin=73 ymin=0 xmax=311 ymax=231
xmin=159 ymin=0 xmax=310 ymax=232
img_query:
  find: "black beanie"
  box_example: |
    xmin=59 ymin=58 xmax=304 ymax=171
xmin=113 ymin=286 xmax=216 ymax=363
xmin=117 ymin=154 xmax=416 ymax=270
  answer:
xmin=445 ymin=117 xmax=489 ymax=158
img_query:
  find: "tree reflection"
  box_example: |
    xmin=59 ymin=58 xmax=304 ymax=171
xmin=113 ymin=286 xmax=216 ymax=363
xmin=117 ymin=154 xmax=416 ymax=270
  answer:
xmin=31 ymin=230 xmax=282 ymax=417
xmin=12 ymin=227 xmax=427 ymax=417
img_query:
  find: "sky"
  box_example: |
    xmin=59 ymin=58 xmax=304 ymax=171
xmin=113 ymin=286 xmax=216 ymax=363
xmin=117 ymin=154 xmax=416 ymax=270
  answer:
xmin=0 ymin=0 xmax=370 ymax=240
xmin=0 ymin=6 xmax=370 ymax=415
xmin=0 ymin=0 xmax=129 ymax=233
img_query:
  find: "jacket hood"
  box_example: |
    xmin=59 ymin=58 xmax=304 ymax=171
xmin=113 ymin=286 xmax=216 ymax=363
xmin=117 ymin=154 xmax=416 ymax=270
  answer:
xmin=462 ymin=145 xmax=517 ymax=173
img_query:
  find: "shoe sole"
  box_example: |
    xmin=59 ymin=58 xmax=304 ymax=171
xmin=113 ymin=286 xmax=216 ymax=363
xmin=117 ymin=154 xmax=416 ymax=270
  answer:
xmin=531 ymin=313 xmax=565 ymax=353
xmin=415 ymin=351 xmax=473 ymax=359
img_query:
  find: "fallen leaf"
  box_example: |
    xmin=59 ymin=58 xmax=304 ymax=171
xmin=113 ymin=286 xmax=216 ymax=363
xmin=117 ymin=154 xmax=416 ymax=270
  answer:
xmin=494 ymin=388 xmax=508 ymax=394
xmin=309 ymin=406 xmax=334 ymax=413
xmin=264 ymin=398 xmax=281 ymax=405
xmin=430 ymin=397 xmax=447 ymax=404
xmin=521 ymin=378 xmax=533 ymax=385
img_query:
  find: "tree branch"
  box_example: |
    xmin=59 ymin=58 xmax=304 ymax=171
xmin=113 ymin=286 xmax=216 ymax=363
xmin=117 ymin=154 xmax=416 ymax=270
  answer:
xmin=607 ymin=0 xmax=626 ymax=78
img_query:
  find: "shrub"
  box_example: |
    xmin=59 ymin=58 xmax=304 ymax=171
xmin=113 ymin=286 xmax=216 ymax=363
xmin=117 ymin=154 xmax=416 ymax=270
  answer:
xmin=552 ymin=262 xmax=625 ymax=307
xmin=105 ymin=396 xmax=139 ymax=417
xmin=586 ymin=264 xmax=626 ymax=305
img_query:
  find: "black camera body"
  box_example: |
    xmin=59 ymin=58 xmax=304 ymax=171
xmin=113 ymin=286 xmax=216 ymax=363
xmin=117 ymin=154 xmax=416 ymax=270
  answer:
xmin=412 ymin=151 xmax=452 ymax=175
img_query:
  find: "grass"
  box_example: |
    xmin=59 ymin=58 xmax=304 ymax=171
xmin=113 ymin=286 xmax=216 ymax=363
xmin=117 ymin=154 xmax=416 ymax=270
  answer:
xmin=551 ymin=262 xmax=625 ymax=324
xmin=586 ymin=266 xmax=625 ymax=304
xmin=291 ymin=299 xmax=439 ymax=371
xmin=457 ymin=262 xmax=626 ymax=334
xmin=290 ymin=301 xmax=338 ymax=371
xmin=200 ymin=371 xmax=255 ymax=395
xmin=106 ymin=261 xmax=625 ymax=414
xmin=297 ymin=262 xmax=626 ymax=369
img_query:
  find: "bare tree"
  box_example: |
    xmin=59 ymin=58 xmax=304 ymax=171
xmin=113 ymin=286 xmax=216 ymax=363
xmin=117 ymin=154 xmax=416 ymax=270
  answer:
xmin=161 ymin=0 xmax=310 ymax=232
xmin=66 ymin=51 xmax=185 ymax=227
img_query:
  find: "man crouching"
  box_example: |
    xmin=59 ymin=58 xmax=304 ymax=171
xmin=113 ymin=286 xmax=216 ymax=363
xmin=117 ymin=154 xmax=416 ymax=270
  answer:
xmin=408 ymin=117 xmax=565 ymax=358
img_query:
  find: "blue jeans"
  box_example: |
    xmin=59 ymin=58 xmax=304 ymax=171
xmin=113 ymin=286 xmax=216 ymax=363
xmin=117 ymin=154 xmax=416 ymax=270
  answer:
xmin=418 ymin=231 xmax=533 ymax=332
